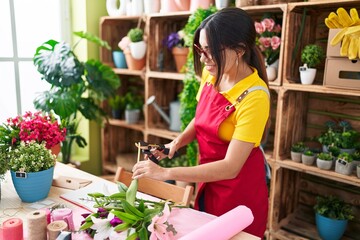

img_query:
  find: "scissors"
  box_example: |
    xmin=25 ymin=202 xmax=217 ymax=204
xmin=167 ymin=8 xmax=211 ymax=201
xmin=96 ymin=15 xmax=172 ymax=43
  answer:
xmin=134 ymin=141 xmax=179 ymax=164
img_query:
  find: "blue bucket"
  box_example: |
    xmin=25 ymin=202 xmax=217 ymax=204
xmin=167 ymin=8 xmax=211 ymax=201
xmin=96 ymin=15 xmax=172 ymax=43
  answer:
xmin=11 ymin=167 xmax=54 ymax=203
xmin=316 ymin=213 xmax=348 ymax=240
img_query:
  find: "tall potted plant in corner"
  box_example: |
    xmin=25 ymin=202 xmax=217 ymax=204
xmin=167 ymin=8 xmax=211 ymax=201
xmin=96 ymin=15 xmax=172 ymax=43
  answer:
xmin=33 ymin=31 xmax=121 ymax=164
xmin=299 ymin=44 xmax=325 ymax=85
xmin=314 ymin=195 xmax=354 ymax=240
xmin=0 ymin=146 xmax=8 ymax=199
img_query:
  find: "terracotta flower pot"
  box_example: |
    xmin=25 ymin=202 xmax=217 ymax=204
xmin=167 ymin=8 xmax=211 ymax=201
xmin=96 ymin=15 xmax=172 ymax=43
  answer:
xmin=172 ymin=47 xmax=189 ymax=73
xmin=50 ymin=143 xmax=61 ymax=157
xmin=124 ymin=49 xmax=146 ymax=70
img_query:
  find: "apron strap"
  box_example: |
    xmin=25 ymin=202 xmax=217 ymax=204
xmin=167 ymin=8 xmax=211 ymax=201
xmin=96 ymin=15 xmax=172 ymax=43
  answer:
xmin=225 ymin=86 xmax=270 ymax=111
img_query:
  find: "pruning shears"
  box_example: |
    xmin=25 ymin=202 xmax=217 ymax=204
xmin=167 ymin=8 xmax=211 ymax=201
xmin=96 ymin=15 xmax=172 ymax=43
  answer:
xmin=134 ymin=141 xmax=179 ymax=164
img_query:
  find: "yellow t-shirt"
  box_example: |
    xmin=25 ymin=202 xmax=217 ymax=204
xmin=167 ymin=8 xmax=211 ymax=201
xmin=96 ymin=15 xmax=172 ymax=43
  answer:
xmin=196 ymin=69 xmax=270 ymax=147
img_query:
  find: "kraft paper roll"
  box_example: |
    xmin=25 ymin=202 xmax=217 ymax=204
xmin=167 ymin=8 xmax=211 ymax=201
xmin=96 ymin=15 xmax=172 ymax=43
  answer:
xmin=47 ymin=220 xmax=68 ymax=240
xmin=2 ymin=218 xmax=23 ymax=240
xmin=26 ymin=210 xmax=47 ymax=240
xmin=179 ymin=205 xmax=254 ymax=240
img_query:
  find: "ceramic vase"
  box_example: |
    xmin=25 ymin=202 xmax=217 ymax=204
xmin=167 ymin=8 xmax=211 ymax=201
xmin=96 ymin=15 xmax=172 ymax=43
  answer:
xmin=215 ymin=0 xmax=229 ymax=8
xmin=144 ymin=0 xmax=160 ymax=14
xmin=124 ymin=49 xmax=146 ymax=70
xmin=106 ymin=0 xmax=127 ymax=16
xmin=125 ymin=109 xmax=140 ymax=124
xmin=11 ymin=166 xmax=54 ymax=203
xmin=335 ymin=159 xmax=353 ymax=175
xmin=302 ymin=154 xmax=315 ymax=166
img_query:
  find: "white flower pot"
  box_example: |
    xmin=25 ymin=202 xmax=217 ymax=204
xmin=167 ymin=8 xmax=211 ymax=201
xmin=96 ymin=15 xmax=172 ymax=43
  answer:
xmin=335 ymin=159 xmax=353 ymax=175
xmin=215 ymin=0 xmax=230 ymax=9
xmin=125 ymin=109 xmax=140 ymax=124
xmin=302 ymin=154 xmax=315 ymax=166
xmin=316 ymin=158 xmax=333 ymax=170
xmin=291 ymin=151 xmax=302 ymax=163
xmin=144 ymin=0 xmax=160 ymax=14
xmin=299 ymin=64 xmax=316 ymax=85
xmin=266 ymin=66 xmax=277 ymax=82
xmin=357 ymin=165 xmax=360 ymax=178
xmin=130 ymin=41 xmax=147 ymax=60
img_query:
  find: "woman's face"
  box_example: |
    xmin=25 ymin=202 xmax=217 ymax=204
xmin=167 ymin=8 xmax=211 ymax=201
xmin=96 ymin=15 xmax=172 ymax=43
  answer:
xmin=197 ymin=29 xmax=238 ymax=77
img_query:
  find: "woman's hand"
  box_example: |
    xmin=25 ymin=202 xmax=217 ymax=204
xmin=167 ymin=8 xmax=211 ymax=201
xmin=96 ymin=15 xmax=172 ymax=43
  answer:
xmin=132 ymin=160 xmax=168 ymax=181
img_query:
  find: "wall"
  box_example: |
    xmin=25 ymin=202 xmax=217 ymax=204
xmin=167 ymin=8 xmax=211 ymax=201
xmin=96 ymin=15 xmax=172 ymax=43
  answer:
xmin=70 ymin=0 xmax=107 ymax=175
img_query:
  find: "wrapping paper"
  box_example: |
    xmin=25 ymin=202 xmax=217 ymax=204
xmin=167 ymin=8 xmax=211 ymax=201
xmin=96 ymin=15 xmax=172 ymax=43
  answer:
xmin=178 ymin=205 xmax=254 ymax=240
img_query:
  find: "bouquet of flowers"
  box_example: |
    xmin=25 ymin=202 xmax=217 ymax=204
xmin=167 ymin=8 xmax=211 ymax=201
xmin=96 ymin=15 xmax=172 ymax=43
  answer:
xmin=255 ymin=15 xmax=282 ymax=66
xmin=0 ymin=111 xmax=66 ymax=150
xmin=80 ymin=179 xmax=179 ymax=240
xmin=163 ymin=30 xmax=187 ymax=50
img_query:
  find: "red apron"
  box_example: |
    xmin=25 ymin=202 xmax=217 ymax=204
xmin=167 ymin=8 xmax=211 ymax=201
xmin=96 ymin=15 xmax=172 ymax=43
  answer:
xmin=194 ymin=82 xmax=268 ymax=238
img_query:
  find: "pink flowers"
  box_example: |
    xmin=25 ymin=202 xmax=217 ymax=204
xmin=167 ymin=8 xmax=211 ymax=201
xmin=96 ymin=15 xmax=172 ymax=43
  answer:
xmin=6 ymin=111 xmax=66 ymax=149
xmin=255 ymin=17 xmax=282 ymax=66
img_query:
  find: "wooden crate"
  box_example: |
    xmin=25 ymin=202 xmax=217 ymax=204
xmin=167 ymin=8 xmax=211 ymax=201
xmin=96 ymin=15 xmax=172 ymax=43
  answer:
xmin=242 ymin=4 xmax=288 ymax=86
xmin=269 ymin=167 xmax=360 ymax=239
xmin=147 ymin=12 xmax=190 ymax=72
xmin=145 ymin=77 xmax=183 ymax=131
xmin=276 ymin=88 xmax=360 ymax=161
xmin=282 ymin=2 xmax=360 ymax=86
xmin=101 ymin=125 xmax=144 ymax=174
xmin=99 ymin=16 xmax=146 ymax=67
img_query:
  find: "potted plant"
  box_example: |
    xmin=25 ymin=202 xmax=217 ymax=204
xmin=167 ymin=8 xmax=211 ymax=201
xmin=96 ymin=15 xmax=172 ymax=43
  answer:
xmin=290 ymin=141 xmax=305 ymax=163
xmin=351 ymin=150 xmax=360 ymax=173
xmin=112 ymin=47 xmax=127 ymax=69
xmin=108 ymin=95 xmax=126 ymax=119
xmin=4 ymin=141 xmax=56 ymax=202
xmin=299 ymin=44 xmax=325 ymax=85
xmin=124 ymin=88 xmax=144 ymax=124
xmin=335 ymin=121 xmax=359 ymax=154
xmin=164 ymin=30 xmax=189 ymax=73
xmin=255 ymin=14 xmax=282 ymax=81
xmin=0 ymin=146 xmax=8 ymax=199
xmin=128 ymin=27 xmax=147 ymax=60
xmin=335 ymin=152 xmax=353 ymax=175
xmin=302 ymin=149 xmax=316 ymax=166
xmin=317 ymin=121 xmax=338 ymax=152
xmin=316 ymin=152 xmax=334 ymax=170
xmin=33 ymin=31 xmax=120 ymax=164
xmin=314 ymin=195 xmax=354 ymax=240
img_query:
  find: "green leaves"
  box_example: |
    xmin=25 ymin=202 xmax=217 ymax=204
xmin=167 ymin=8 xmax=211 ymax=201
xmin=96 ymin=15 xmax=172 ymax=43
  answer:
xmin=74 ymin=31 xmax=111 ymax=50
xmin=126 ymin=179 xmax=138 ymax=206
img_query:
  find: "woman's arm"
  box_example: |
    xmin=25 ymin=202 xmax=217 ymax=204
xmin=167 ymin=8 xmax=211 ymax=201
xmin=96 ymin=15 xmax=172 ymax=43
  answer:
xmin=132 ymin=138 xmax=254 ymax=182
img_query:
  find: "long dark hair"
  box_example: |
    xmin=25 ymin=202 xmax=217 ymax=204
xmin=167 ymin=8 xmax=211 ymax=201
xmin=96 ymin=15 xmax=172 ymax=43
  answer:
xmin=193 ymin=7 xmax=268 ymax=88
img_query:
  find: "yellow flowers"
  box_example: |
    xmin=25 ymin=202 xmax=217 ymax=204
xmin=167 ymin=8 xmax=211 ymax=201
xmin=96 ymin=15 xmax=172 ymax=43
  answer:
xmin=326 ymin=8 xmax=360 ymax=60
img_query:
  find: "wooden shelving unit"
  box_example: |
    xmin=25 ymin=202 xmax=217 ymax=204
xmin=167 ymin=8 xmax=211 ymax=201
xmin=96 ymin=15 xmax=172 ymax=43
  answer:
xmin=100 ymin=2 xmax=360 ymax=239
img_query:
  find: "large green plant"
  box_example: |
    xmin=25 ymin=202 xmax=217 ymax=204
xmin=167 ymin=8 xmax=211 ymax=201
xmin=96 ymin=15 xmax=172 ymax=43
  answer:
xmin=33 ymin=31 xmax=121 ymax=164
xmin=179 ymin=6 xmax=217 ymax=166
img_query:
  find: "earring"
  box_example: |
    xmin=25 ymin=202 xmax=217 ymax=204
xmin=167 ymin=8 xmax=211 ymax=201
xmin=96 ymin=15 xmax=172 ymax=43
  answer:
xmin=236 ymin=57 xmax=239 ymax=66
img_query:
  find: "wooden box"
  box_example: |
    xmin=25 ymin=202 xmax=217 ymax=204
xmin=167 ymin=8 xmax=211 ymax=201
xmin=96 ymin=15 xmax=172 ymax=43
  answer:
xmin=326 ymin=28 xmax=342 ymax=58
xmin=102 ymin=125 xmax=144 ymax=174
xmin=270 ymin=168 xmax=360 ymax=239
xmin=323 ymin=58 xmax=360 ymax=90
xmin=242 ymin=4 xmax=288 ymax=86
xmin=145 ymin=77 xmax=183 ymax=136
xmin=99 ymin=16 xmax=146 ymax=67
xmin=282 ymin=2 xmax=359 ymax=86
xmin=147 ymin=12 xmax=190 ymax=73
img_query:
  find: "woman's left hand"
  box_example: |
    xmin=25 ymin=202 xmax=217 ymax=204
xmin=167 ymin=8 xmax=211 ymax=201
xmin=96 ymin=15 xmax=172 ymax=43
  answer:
xmin=132 ymin=160 xmax=167 ymax=181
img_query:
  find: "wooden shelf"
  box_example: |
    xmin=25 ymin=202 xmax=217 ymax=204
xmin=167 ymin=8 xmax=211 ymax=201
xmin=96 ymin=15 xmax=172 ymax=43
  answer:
xmin=108 ymin=119 xmax=145 ymax=132
xmin=283 ymin=83 xmax=360 ymax=97
xmin=113 ymin=68 xmax=145 ymax=76
xmin=146 ymin=128 xmax=180 ymax=141
xmin=277 ymin=160 xmax=360 ymax=187
xmin=103 ymin=162 xmax=117 ymax=174
xmin=147 ymin=71 xmax=185 ymax=81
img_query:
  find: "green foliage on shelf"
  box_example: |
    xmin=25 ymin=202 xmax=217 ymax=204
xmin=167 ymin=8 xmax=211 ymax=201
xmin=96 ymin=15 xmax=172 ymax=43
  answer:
xmin=301 ymin=44 xmax=325 ymax=68
xmin=317 ymin=152 xmax=333 ymax=161
xmin=179 ymin=6 xmax=217 ymax=167
xmin=291 ymin=142 xmax=306 ymax=153
xmin=127 ymin=28 xmax=144 ymax=43
xmin=314 ymin=195 xmax=354 ymax=220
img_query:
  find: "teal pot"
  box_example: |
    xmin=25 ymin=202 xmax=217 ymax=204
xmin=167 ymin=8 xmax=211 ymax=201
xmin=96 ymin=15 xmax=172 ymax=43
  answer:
xmin=316 ymin=213 xmax=348 ymax=240
xmin=11 ymin=167 xmax=54 ymax=203
xmin=112 ymin=51 xmax=127 ymax=69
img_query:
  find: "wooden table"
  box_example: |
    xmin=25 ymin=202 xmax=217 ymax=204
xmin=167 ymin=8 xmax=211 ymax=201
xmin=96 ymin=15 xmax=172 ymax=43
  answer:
xmin=0 ymin=163 xmax=260 ymax=240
